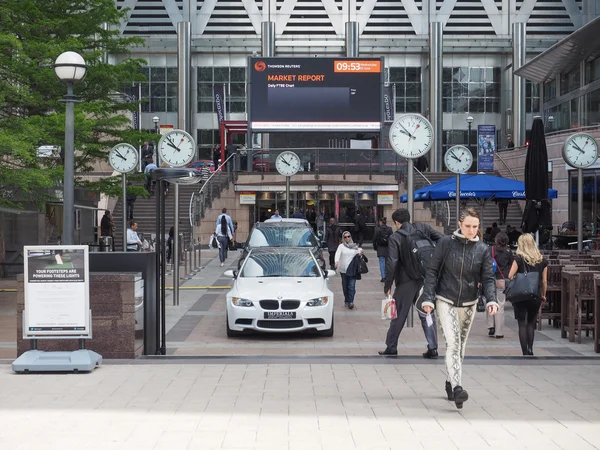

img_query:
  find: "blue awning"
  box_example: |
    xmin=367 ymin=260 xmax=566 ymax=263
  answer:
xmin=400 ymin=173 xmax=558 ymax=203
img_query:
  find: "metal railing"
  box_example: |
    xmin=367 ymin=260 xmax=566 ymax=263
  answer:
xmin=413 ymin=168 xmax=451 ymax=232
xmin=232 ymin=147 xmax=408 ymax=179
xmin=494 ymin=150 xmax=518 ymax=180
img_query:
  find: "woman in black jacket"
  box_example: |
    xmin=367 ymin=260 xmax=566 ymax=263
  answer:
xmin=420 ymin=208 xmax=498 ymax=409
xmin=487 ymin=232 xmax=513 ymax=339
xmin=373 ymin=217 xmax=392 ymax=282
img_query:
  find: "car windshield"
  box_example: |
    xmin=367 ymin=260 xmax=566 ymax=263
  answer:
xmin=240 ymin=252 xmax=321 ymax=278
xmin=248 ymin=226 xmax=318 ymax=248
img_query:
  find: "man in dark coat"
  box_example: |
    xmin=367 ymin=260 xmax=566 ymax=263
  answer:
xmin=324 ymin=217 xmax=341 ymax=270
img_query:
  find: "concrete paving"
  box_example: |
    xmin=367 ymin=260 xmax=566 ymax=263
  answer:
xmin=0 ymin=359 xmax=599 ymax=449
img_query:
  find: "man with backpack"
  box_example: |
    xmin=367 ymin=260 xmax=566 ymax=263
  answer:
xmin=379 ymin=208 xmax=444 ymax=358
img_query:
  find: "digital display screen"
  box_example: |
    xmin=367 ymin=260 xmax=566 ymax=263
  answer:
xmin=249 ymin=57 xmax=383 ymax=132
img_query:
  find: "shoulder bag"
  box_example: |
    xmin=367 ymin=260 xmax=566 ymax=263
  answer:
xmin=504 ymin=259 xmax=540 ymax=303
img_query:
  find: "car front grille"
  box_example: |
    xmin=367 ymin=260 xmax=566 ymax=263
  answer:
xmin=259 ymin=300 xmax=279 ymax=310
xmin=281 ymin=300 xmax=300 ymax=310
xmin=257 ymin=320 xmax=303 ymax=329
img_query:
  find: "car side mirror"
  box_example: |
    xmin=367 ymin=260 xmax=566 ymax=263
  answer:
xmin=224 ymin=269 xmax=237 ymax=278
xmin=326 ymin=270 xmax=336 ymax=278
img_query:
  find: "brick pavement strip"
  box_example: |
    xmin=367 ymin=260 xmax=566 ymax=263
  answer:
xmin=0 ymin=361 xmax=599 ymax=450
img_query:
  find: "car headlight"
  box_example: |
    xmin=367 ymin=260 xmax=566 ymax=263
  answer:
xmin=231 ymin=297 xmax=254 ymax=307
xmin=307 ymin=296 xmax=329 ymax=307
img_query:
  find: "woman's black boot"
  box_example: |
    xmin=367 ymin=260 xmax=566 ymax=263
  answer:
xmin=453 ymin=386 xmax=469 ymax=409
xmin=445 ymin=381 xmax=454 ymax=401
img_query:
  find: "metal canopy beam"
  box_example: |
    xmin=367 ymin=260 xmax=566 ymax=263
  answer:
xmin=515 ymin=15 xmax=600 ymax=84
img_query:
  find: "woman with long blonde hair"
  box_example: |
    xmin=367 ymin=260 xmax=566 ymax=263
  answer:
xmin=507 ymin=233 xmax=548 ymax=355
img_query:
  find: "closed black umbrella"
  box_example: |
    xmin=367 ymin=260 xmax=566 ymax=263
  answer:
xmin=521 ymin=117 xmax=552 ymax=234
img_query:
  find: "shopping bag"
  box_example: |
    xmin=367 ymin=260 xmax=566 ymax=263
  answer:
xmin=381 ymin=297 xmax=397 ymax=320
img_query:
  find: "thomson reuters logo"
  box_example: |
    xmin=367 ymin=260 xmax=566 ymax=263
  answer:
xmin=254 ymin=61 xmax=266 ymax=72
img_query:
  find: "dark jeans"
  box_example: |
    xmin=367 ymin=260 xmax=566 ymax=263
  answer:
xmin=328 ymin=251 xmax=336 ymax=269
xmin=340 ymin=273 xmax=357 ymax=305
xmin=498 ymin=204 xmax=508 ymax=222
xmin=126 ymin=201 xmax=134 ymax=220
xmin=417 ymin=309 xmax=438 ymax=351
xmin=384 ymin=279 xmax=421 ymax=352
xmin=217 ymin=235 xmax=229 ymax=263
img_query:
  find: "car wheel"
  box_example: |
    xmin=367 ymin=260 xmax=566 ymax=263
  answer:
xmin=226 ymin=315 xmax=243 ymax=338
xmin=319 ymin=313 xmax=334 ymax=337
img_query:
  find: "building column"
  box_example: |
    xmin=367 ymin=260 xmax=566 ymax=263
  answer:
xmin=512 ymin=22 xmax=526 ymax=147
xmin=345 ymin=21 xmax=359 ymax=57
xmin=429 ymin=22 xmax=443 ymax=172
xmin=177 ymin=21 xmax=191 ymax=134
xmin=260 ymin=21 xmax=275 ymax=152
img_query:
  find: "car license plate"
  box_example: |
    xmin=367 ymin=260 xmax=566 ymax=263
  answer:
xmin=264 ymin=312 xmax=296 ymax=320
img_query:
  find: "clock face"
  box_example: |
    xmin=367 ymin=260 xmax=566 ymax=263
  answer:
xmin=444 ymin=145 xmax=473 ymax=174
xmin=108 ymin=143 xmax=139 ymax=173
xmin=275 ymin=151 xmax=301 ymax=176
xmin=389 ymin=114 xmax=434 ymax=159
xmin=157 ymin=130 xmax=196 ymax=167
xmin=563 ymin=133 xmax=598 ymax=169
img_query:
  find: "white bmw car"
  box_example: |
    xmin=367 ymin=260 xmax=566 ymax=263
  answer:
xmin=224 ymin=247 xmax=335 ymax=337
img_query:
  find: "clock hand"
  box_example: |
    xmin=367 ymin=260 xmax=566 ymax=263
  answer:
xmin=411 ymin=123 xmax=420 ymax=137
xmin=398 ymin=123 xmax=413 ymax=138
xmin=167 ymin=142 xmax=181 ymax=152
xmin=281 ymin=158 xmax=291 ymax=166
xmin=450 ymin=151 xmax=461 ymax=162
xmin=115 ymin=151 xmax=127 ymax=161
xmin=572 ymin=142 xmax=585 ymax=153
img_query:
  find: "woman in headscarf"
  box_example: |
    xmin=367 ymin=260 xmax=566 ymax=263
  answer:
xmin=334 ymin=231 xmax=364 ymax=310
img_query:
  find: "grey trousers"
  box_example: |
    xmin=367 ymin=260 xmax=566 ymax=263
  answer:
xmin=437 ymin=300 xmax=477 ymax=389
xmin=384 ymin=280 xmax=421 ymax=352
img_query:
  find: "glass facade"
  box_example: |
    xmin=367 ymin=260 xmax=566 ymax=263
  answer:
xmin=197 ymin=66 xmax=246 ymax=114
xmin=442 ymin=67 xmax=500 ymax=114
xmin=140 ymin=67 xmax=179 ymax=113
xmin=389 ymin=67 xmax=421 ymax=113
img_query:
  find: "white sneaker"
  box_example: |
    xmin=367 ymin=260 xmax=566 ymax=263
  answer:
xmin=220 ymin=263 xmax=224 ymax=267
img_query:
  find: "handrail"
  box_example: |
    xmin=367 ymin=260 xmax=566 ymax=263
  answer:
xmin=413 ymin=167 xmax=451 ymax=229
xmin=198 ymin=153 xmax=236 ymax=195
xmin=494 ymin=150 xmax=518 ymax=180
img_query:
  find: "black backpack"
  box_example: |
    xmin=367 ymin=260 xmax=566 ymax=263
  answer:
xmin=398 ymin=226 xmax=436 ymax=280
xmin=378 ymin=226 xmax=392 ymax=246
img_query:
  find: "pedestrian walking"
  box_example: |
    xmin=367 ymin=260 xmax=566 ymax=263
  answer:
xmin=144 ymin=158 xmax=157 ymax=194
xmin=353 ymin=209 xmax=367 ymax=247
xmin=100 ymin=210 xmax=115 ymax=238
xmin=372 ymin=217 xmax=392 ymax=282
xmin=215 ymin=213 xmax=233 ymax=267
xmin=507 ymin=233 xmax=548 ymax=356
xmin=418 ymin=208 xmax=498 ymax=409
xmin=487 ymin=232 xmax=513 ymax=339
xmin=496 ymin=198 xmax=510 ymax=225
xmin=291 ymin=207 xmax=305 ymax=219
xmin=379 ymin=208 xmax=443 ymax=358
xmin=324 ymin=217 xmax=341 ymax=270
xmin=126 ymin=182 xmax=137 ymax=220
xmin=334 ymin=231 xmax=365 ymax=310
xmin=270 ymin=209 xmax=282 ymax=220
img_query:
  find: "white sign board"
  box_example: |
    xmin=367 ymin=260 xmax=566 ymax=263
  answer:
xmin=23 ymin=245 xmax=91 ymax=339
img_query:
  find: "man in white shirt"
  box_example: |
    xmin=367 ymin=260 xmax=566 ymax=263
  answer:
xmin=127 ymin=221 xmax=143 ymax=252
xmin=270 ymin=209 xmax=282 ymax=220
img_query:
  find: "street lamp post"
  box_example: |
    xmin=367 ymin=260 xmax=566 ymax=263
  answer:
xmin=466 ymin=116 xmax=474 ymax=155
xmin=548 ymin=115 xmax=555 ymax=132
xmin=153 ymin=116 xmax=160 ymax=165
xmin=54 ymin=51 xmax=87 ymax=246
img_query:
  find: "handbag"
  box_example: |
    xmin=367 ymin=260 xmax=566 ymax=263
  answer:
xmin=228 ymin=239 xmax=237 ymax=251
xmin=476 ymin=293 xmax=486 ymax=312
xmin=359 ymin=254 xmax=369 ymax=274
xmin=381 ymin=297 xmax=397 ymax=320
xmin=504 ymin=260 xmax=540 ymax=303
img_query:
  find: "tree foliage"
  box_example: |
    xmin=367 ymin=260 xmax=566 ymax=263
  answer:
xmin=0 ymin=0 xmax=147 ymax=210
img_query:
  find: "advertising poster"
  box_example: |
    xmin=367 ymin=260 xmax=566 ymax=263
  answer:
xmin=23 ymin=245 xmax=91 ymax=338
xmin=382 ymin=85 xmax=394 ymax=123
xmin=477 ymin=125 xmax=496 ymax=172
xmin=214 ymin=84 xmax=226 ymax=124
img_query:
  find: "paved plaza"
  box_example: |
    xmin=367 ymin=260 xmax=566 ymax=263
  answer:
xmin=1 ymin=248 xmax=600 ymax=449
